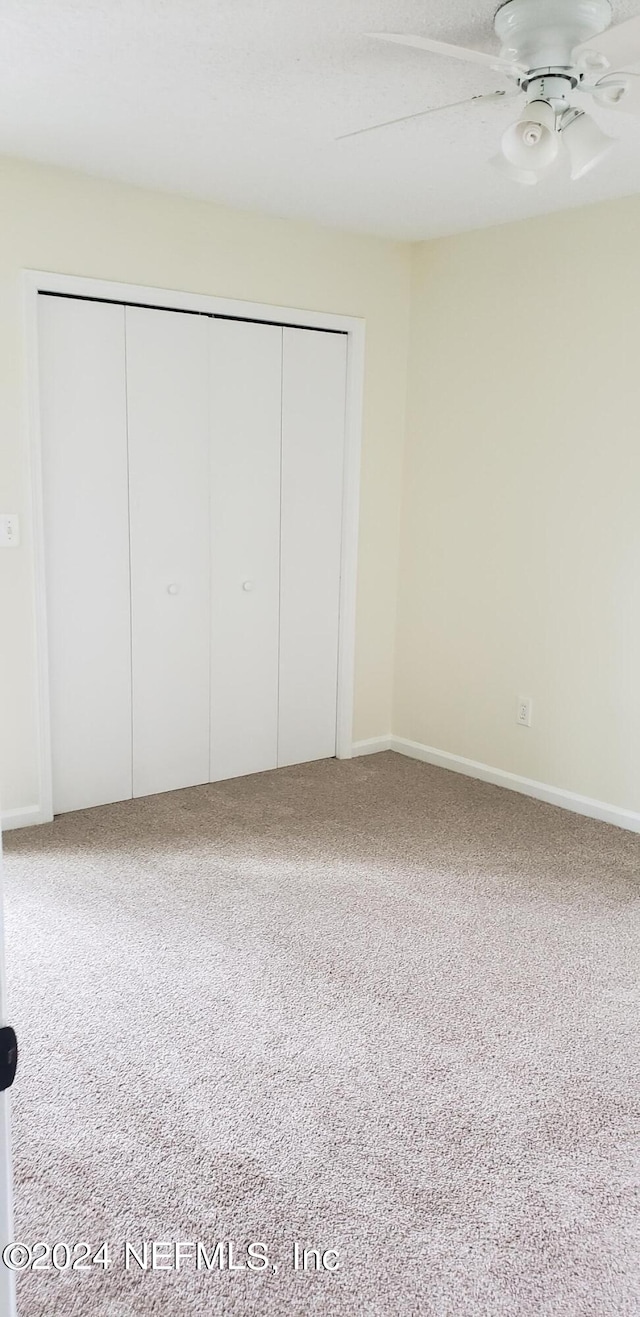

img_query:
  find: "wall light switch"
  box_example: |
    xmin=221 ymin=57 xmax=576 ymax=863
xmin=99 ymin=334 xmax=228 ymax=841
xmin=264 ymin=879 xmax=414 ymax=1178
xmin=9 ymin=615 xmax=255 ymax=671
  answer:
xmin=517 ymin=696 xmax=532 ymax=727
xmin=0 ymin=515 xmax=19 ymax=548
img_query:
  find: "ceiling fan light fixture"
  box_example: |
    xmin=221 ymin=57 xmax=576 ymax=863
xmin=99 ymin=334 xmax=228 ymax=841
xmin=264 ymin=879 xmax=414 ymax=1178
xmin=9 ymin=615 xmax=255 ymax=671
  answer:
xmin=501 ymin=99 xmax=559 ymax=170
xmin=561 ymin=108 xmax=614 ymax=177
xmin=357 ymin=0 xmax=640 ymax=189
xmin=489 ymin=153 xmax=540 ymax=185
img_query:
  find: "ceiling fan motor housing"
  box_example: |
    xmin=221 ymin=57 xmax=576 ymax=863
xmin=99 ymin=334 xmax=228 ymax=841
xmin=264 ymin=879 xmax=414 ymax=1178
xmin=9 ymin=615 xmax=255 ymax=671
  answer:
xmin=495 ymin=0 xmax=612 ymax=71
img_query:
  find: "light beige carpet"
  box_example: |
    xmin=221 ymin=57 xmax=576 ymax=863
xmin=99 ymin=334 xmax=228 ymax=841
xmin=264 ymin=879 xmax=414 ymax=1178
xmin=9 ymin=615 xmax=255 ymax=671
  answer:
xmin=2 ymin=752 xmax=639 ymax=1316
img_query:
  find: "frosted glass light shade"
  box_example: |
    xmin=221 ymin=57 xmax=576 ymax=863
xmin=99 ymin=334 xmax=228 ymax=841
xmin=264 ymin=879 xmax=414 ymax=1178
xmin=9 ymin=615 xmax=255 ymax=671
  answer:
xmin=502 ymin=100 xmax=559 ymax=170
xmin=562 ymin=110 xmax=614 ymax=179
xmin=490 ymin=153 xmax=539 ymax=185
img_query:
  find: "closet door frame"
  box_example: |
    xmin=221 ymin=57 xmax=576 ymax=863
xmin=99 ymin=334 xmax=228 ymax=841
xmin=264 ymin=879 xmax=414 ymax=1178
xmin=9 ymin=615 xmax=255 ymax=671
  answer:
xmin=20 ymin=269 xmax=365 ymax=828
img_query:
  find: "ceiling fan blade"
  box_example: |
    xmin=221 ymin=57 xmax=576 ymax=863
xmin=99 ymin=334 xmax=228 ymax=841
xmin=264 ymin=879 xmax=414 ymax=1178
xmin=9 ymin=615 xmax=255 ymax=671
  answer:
xmin=366 ymin=32 xmax=523 ymax=75
xmin=574 ymin=16 xmax=640 ymax=70
xmin=337 ymin=91 xmax=515 ymax=142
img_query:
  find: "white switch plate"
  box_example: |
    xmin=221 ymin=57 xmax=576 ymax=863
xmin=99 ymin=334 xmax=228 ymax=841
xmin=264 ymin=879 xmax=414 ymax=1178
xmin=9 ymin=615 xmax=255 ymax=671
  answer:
xmin=0 ymin=515 xmax=19 ymax=548
xmin=517 ymin=696 xmax=532 ymax=727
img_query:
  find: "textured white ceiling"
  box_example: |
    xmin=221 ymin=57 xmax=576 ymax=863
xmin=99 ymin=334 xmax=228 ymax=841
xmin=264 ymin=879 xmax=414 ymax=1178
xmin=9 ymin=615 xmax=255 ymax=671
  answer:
xmin=1 ymin=1 xmax=640 ymax=239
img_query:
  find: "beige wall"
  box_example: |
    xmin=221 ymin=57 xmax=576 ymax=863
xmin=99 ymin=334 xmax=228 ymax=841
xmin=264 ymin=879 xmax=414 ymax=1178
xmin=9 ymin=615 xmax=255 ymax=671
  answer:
xmin=0 ymin=155 xmax=411 ymax=814
xmin=396 ymin=197 xmax=640 ymax=812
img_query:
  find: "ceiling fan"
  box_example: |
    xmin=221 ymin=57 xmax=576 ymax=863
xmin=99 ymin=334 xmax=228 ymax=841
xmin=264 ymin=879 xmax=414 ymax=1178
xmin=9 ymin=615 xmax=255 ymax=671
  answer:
xmin=342 ymin=0 xmax=640 ymax=183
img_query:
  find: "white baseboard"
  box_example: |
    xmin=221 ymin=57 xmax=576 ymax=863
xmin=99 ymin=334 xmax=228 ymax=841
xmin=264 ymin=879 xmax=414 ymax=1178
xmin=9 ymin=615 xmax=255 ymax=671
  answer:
xmin=353 ymin=734 xmax=640 ymax=834
xmin=351 ymin=736 xmax=393 ymax=756
xmin=6 ymin=741 xmax=640 ymax=836
xmin=1 ymin=804 xmax=49 ymax=832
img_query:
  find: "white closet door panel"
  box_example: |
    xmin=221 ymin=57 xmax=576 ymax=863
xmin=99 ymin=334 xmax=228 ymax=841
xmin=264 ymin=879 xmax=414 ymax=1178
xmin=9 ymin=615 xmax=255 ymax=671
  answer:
xmin=126 ymin=307 xmax=210 ymax=797
xmin=39 ymin=295 xmax=132 ymax=813
xmin=279 ymin=329 xmax=347 ymax=767
xmin=210 ymin=319 xmax=282 ymax=780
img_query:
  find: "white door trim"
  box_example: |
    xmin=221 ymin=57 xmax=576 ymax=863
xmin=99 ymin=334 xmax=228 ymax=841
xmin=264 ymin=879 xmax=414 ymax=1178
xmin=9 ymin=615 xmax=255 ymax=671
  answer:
xmin=21 ymin=269 xmax=365 ymax=826
xmin=0 ymin=837 xmax=17 ymax=1316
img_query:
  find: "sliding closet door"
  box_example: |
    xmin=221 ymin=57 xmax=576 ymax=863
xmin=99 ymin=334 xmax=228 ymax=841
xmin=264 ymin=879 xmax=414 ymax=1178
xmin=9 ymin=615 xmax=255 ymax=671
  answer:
xmin=210 ymin=320 xmax=282 ymax=780
xmin=126 ymin=308 xmax=210 ymax=797
xmin=278 ymin=329 xmax=347 ymax=767
xmin=39 ymin=295 xmax=132 ymax=814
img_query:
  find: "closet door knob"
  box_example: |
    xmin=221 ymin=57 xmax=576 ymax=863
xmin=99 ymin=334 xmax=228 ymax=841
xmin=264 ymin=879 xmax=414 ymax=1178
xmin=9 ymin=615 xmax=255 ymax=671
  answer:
xmin=242 ymin=580 xmax=254 ymax=592
xmin=167 ymin=583 xmax=180 ymax=595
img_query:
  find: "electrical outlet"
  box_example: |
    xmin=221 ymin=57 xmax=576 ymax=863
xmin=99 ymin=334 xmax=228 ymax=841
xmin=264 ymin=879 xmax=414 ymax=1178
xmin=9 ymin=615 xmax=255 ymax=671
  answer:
xmin=517 ymin=696 xmax=532 ymax=727
xmin=0 ymin=514 xmax=19 ymax=548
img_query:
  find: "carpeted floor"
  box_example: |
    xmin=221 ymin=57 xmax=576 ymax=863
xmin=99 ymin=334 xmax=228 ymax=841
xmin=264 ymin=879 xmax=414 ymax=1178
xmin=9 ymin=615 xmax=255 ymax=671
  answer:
xmin=2 ymin=752 xmax=640 ymax=1316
